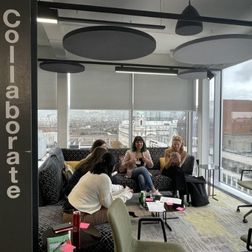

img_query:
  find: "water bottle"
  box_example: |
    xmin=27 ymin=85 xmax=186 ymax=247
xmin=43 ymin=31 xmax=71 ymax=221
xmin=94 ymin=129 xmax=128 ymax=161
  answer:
xmin=72 ymin=210 xmax=81 ymax=251
xmin=139 ymin=191 xmax=146 ymax=207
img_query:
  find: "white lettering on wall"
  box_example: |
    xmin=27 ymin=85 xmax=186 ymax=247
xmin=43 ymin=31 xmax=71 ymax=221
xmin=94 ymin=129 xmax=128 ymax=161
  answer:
xmin=3 ymin=9 xmax=21 ymax=199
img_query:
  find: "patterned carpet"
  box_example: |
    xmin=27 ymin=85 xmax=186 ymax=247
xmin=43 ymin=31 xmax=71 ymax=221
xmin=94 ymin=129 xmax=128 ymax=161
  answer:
xmin=129 ymin=190 xmax=252 ymax=252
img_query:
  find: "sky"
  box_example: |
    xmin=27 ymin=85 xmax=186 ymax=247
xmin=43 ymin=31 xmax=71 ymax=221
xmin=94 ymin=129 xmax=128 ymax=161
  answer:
xmin=222 ymin=59 xmax=252 ymax=100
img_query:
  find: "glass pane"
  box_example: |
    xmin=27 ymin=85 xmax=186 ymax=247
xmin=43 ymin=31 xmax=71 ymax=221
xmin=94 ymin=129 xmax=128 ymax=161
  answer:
xmin=69 ymin=110 xmax=129 ymax=148
xmin=38 ymin=110 xmax=57 ymax=159
xmin=221 ymin=59 xmax=252 ymax=196
xmin=132 ymin=111 xmax=188 ymax=148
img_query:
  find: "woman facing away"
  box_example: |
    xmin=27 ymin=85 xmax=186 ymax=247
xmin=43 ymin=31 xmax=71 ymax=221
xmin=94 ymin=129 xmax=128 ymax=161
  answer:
xmin=64 ymin=146 xmax=108 ymax=196
xmin=162 ymin=135 xmax=188 ymax=197
xmin=122 ymin=136 xmax=160 ymax=195
xmin=90 ymin=139 xmax=107 ymax=152
xmin=64 ymin=152 xmax=133 ymax=225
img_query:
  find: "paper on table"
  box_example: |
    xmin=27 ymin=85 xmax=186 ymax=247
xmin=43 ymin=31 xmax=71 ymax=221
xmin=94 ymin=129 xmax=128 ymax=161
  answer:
xmin=61 ymin=241 xmax=75 ymax=252
xmin=159 ymin=196 xmax=182 ymax=205
xmin=146 ymin=202 xmax=165 ymax=212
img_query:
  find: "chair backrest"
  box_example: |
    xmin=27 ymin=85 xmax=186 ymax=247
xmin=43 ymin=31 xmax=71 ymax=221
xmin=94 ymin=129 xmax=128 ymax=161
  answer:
xmin=107 ymin=198 xmax=133 ymax=252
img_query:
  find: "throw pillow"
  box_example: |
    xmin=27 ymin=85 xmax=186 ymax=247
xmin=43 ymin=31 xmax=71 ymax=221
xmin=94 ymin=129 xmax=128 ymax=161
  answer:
xmin=64 ymin=161 xmax=80 ymax=172
xmin=159 ymin=157 xmax=165 ymax=170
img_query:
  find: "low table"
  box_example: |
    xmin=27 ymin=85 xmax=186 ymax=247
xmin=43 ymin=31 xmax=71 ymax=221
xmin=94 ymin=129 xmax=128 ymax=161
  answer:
xmin=126 ymin=192 xmax=183 ymax=232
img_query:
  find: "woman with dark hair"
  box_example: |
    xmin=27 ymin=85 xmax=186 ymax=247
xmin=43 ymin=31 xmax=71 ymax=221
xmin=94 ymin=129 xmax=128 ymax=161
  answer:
xmin=64 ymin=153 xmax=132 ymax=225
xmin=90 ymin=139 xmax=107 ymax=152
xmin=64 ymin=146 xmax=108 ymax=196
xmin=122 ymin=136 xmax=160 ymax=194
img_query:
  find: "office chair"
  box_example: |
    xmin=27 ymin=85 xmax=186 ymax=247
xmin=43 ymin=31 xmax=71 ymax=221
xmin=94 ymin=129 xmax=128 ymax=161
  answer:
xmin=241 ymin=228 xmax=252 ymax=251
xmin=236 ymin=169 xmax=252 ymax=223
xmin=107 ymin=198 xmax=186 ymax=252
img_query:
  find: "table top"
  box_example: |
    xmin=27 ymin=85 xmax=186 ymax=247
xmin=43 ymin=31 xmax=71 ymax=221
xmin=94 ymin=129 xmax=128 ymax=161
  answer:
xmin=126 ymin=192 xmax=183 ymax=216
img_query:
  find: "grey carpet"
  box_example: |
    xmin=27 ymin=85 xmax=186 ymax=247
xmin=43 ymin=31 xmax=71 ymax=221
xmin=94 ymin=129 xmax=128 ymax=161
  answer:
xmin=129 ymin=190 xmax=251 ymax=252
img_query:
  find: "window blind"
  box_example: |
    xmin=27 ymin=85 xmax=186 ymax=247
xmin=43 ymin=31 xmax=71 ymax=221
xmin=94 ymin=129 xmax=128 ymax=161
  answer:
xmin=38 ymin=68 xmax=57 ymax=109
xmin=134 ymin=74 xmax=195 ymax=111
xmin=70 ymin=65 xmax=130 ymax=110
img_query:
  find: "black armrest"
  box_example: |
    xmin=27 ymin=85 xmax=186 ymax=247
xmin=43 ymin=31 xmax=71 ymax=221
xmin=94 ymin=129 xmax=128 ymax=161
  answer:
xmin=247 ymin=228 xmax=252 ymax=251
xmin=240 ymin=170 xmax=252 ymax=180
xmin=137 ymin=217 xmax=167 ymax=242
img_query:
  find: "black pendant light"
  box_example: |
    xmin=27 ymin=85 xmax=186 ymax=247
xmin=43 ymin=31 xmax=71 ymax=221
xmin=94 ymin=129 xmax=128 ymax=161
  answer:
xmin=175 ymin=0 xmax=203 ymax=36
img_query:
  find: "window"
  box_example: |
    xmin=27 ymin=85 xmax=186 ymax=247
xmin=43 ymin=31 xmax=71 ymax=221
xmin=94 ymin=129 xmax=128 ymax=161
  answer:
xmin=132 ymin=111 xmax=187 ymax=148
xmin=69 ymin=110 xmax=129 ymax=148
xmin=221 ymin=59 xmax=252 ymax=195
xmin=38 ymin=110 xmax=57 ymax=158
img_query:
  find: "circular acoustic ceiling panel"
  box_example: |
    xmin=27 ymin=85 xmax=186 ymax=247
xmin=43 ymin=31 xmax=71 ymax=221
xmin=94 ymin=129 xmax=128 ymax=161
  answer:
xmin=173 ymin=34 xmax=252 ymax=65
xmin=63 ymin=26 xmax=156 ymax=61
xmin=40 ymin=61 xmax=85 ymax=73
xmin=178 ymin=69 xmax=207 ymax=79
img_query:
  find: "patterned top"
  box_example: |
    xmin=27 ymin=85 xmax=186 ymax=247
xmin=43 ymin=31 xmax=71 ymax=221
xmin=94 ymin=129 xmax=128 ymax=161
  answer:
xmin=122 ymin=150 xmax=153 ymax=178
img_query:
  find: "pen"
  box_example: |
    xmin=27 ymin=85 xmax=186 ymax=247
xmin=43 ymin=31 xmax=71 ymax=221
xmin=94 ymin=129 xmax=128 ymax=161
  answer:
xmin=53 ymin=241 xmax=65 ymax=252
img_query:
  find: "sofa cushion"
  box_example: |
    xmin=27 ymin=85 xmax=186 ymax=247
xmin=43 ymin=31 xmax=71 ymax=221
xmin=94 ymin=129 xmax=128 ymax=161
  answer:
xmin=159 ymin=157 xmax=165 ymax=170
xmin=65 ymin=161 xmax=80 ymax=170
xmin=92 ymin=223 xmax=114 ymax=252
xmin=50 ymin=147 xmax=65 ymax=166
xmin=181 ymin=155 xmax=195 ymax=175
xmin=39 ymin=155 xmax=65 ymax=206
xmin=38 ymin=205 xmax=63 ymax=252
xmin=153 ymin=175 xmax=173 ymax=191
xmin=62 ymin=148 xmax=90 ymax=161
xmin=39 ymin=205 xmax=114 ymax=252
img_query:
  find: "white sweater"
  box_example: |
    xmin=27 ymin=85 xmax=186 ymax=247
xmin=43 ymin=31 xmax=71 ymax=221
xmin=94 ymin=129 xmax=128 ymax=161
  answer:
xmin=68 ymin=171 xmax=132 ymax=214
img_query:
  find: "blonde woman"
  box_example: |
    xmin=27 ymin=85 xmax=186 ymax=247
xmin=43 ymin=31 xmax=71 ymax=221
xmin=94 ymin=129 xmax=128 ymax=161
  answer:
xmin=162 ymin=135 xmax=188 ymax=196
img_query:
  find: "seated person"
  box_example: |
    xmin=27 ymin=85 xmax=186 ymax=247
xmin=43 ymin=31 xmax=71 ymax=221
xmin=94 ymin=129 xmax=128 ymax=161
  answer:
xmin=122 ymin=136 xmax=160 ymax=195
xmin=90 ymin=139 xmax=108 ymax=152
xmin=63 ymin=152 xmax=133 ymax=225
xmin=64 ymin=146 xmax=108 ymax=196
xmin=162 ymin=135 xmax=188 ymax=197
xmin=85 ymin=139 xmax=108 ymax=159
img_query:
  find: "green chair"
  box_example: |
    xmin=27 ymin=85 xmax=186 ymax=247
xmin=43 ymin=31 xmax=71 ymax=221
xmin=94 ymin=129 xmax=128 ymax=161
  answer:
xmin=241 ymin=228 xmax=252 ymax=251
xmin=107 ymin=198 xmax=186 ymax=252
xmin=236 ymin=169 xmax=252 ymax=223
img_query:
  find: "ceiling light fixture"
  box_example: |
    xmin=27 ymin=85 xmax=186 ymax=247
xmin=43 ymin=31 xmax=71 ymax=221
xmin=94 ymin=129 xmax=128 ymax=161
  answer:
xmin=40 ymin=61 xmax=85 ymax=73
xmin=173 ymin=34 xmax=252 ymax=65
xmin=175 ymin=0 xmax=203 ymax=36
xmin=37 ymin=6 xmax=58 ymax=24
xmin=115 ymin=66 xmax=178 ymax=76
xmin=58 ymin=17 xmax=165 ymax=30
xmin=63 ymin=26 xmax=156 ymax=61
